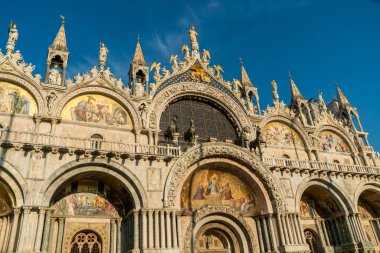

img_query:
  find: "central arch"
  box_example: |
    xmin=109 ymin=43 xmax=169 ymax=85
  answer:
xmin=163 ymin=142 xmax=287 ymax=212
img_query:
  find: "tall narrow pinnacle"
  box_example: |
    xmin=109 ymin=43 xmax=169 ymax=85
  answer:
xmin=51 ymin=15 xmax=68 ymax=51
xmin=335 ymin=82 xmax=351 ymax=106
xmin=132 ymin=35 xmax=146 ymax=66
xmin=289 ymin=72 xmax=303 ymax=101
xmin=240 ymin=58 xmax=254 ymax=87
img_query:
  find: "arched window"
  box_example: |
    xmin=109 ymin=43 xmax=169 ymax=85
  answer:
xmin=69 ymin=232 xmax=101 ymax=253
xmin=90 ymin=134 xmax=103 ymax=150
xmin=333 ymin=160 xmax=340 ymax=163
xmin=136 ymin=70 xmax=146 ymax=84
xmin=160 ymin=98 xmax=238 ymax=143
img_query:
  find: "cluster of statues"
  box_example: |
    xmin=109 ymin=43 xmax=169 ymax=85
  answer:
xmin=237 ymin=126 xmax=266 ymax=154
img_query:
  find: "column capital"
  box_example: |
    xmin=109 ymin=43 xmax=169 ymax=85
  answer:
xmin=110 ymin=218 xmax=116 ymax=224
xmin=22 ymin=207 xmax=31 ymax=214
xmin=13 ymin=207 xmax=21 ymax=215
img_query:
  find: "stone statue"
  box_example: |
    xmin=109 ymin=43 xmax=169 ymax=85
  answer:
xmin=182 ymin=44 xmax=191 ymax=62
xmin=138 ymin=103 xmax=147 ymax=128
xmin=90 ymin=66 xmax=98 ymax=77
xmin=116 ymin=78 xmax=123 ymax=89
xmin=23 ymin=63 xmax=35 ymax=77
xmin=74 ymin=73 xmax=83 ymax=83
xmin=34 ymin=74 xmax=42 ymax=84
xmin=189 ymin=25 xmax=199 ymax=54
xmin=6 ymin=22 xmax=19 ymax=54
xmin=98 ymin=42 xmax=108 ymax=70
xmin=150 ymin=62 xmax=162 ymax=83
xmin=170 ymin=55 xmax=179 ymax=72
xmin=11 ymin=50 xmax=23 ymax=63
xmin=202 ymin=49 xmax=211 ymax=65
xmin=135 ymin=82 xmax=144 ymax=97
xmin=213 ymin=65 xmax=224 ymax=79
xmin=162 ymin=66 xmax=170 ymax=78
xmin=47 ymin=92 xmax=58 ymax=112
xmin=271 ymin=80 xmax=279 ymax=105
xmin=48 ymin=65 xmax=62 ymax=85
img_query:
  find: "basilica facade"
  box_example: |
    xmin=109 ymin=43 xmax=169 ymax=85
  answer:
xmin=0 ymin=17 xmax=378 ymax=253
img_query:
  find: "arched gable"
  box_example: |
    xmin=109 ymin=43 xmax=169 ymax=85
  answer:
xmin=353 ymin=182 xmax=380 ymax=212
xmin=0 ymin=73 xmax=45 ymax=115
xmin=260 ymin=115 xmax=312 ymax=151
xmin=148 ymin=82 xmax=251 ymax=132
xmin=55 ymin=85 xmax=141 ymax=130
xmin=315 ymin=125 xmax=357 ymax=154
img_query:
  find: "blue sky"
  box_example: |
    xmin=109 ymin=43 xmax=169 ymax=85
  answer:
xmin=1 ymin=0 xmax=380 ymax=150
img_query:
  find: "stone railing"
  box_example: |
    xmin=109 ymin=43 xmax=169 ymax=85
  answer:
xmin=263 ymin=157 xmax=380 ymax=175
xmin=0 ymin=130 xmax=181 ymax=157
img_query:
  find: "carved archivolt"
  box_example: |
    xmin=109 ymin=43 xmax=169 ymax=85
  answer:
xmin=184 ymin=206 xmax=255 ymax=253
xmin=147 ymin=82 xmax=251 ymax=132
xmin=194 ymin=222 xmax=240 ymax=253
xmin=164 ymin=142 xmax=287 ymax=212
xmin=54 ymin=85 xmax=141 ymax=129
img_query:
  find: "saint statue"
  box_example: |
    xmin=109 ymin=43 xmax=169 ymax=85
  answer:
xmin=6 ymin=22 xmax=19 ymax=54
xmin=189 ymin=25 xmax=199 ymax=54
xmin=48 ymin=65 xmax=62 ymax=85
xmin=99 ymin=42 xmax=108 ymax=70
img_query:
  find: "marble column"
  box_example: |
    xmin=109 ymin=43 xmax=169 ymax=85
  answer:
xmin=148 ymin=210 xmax=154 ymax=249
xmin=7 ymin=208 xmax=21 ymax=252
xmin=154 ymin=210 xmax=159 ymax=249
xmin=255 ymin=218 xmax=265 ymax=253
xmin=47 ymin=217 xmax=56 ymax=253
xmin=133 ymin=210 xmax=139 ymax=251
xmin=34 ymin=208 xmax=47 ymax=252
xmin=2 ymin=216 xmax=10 ymax=253
xmin=292 ymin=214 xmax=302 ymax=244
xmin=141 ymin=210 xmax=147 ymax=249
xmin=276 ymin=214 xmax=285 ymax=245
xmin=356 ymin=214 xmax=368 ymax=241
xmin=177 ymin=215 xmax=183 ymax=251
xmin=166 ymin=210 xmax=172 ymax=248
xmin=55 ymin=218 xmax=65 ymax=253
xmin=41 ymin=210 xmax=53 ymax=252
xmin=261 ymin=217 xmax=270 ymax=252
xmin=116 ymin=219 xmax=122 ymax=253
xmin=0 ymin=216 xmax=7 ymax=251
xmin=110 ymin=219 xmax=115 ymax=253
xmin=160 ymin=210 xmax=165 ymax=248
xmin=296 ymin=214 xmax=306 ymax=244
xmin=285 ymin=214 xmax=294 ymax=244
xmin=281 ymin=214 xmax=289 ymax=245
xmin=321 ymin=220 xmax=330 ymax=246
xmin=268 ymin=215 xmax=278 ymax=251
xmin=171 ymin=211 xmax=178 ymax=248
xmin=369 ymin=221 xmax=379 ymax=245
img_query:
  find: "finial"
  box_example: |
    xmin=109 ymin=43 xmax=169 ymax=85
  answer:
xmin=239 ymin=57 xmax=244 ymax=66
xmin=60 ymin=15 xmax=65 ymax=25
xmin=334 ymin=80 xmax=339 ymax=87
xmin=137 ymin=34 xmax=140 ymax=42
xmin=288 ymin=71 xmax=292 ymax=80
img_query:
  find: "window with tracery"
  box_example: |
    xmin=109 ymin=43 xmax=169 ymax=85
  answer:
xmin=69 ymin=232 xmax=101 ymax=253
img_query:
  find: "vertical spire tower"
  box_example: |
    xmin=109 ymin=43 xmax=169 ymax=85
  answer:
xmin=44 ymin=16 xmax=69 ymax=86
xmin=239 ymin=59 xmax=261 ymax=115
xmin=129 ymin=35 xmax=149 ymax=97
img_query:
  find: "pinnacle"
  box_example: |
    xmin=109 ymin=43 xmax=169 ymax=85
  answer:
xmin=132 ymin=35 xmax=146 ymax=66
xmin=51 ymin=16 xmax=68 ymax=51
xmin=240 ymin=60 xmax=254 ymax=88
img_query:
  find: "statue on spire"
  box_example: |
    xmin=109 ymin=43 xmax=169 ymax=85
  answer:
xmin=271 ymin=80 xmax=279 ymax=106
xmin=6 ymin=22 xmax=19 ymax=55
xmin=99 ymin=42 xmax=108 ymax=71
xmin=189 ymin=25 xmax=199 ymax=57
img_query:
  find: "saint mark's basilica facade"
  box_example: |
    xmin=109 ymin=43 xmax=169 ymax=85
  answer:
xmin=0 ymin=17 xmax=378 ymax=253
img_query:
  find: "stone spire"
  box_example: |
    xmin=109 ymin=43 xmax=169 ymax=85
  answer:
xmin=240 ymin=58 xmax=254 ymax=88
xmin=335 ymin=82 xmax=351 ymax=107
xmin=132 ymin=35 xmax=146 ymax=66
xmin=289 ymin=72 xmax=304 ymax=101
xmin=51 ymin=15 xmax=68 ymax=51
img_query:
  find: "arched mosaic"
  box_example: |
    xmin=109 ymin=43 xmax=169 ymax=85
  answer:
xmin=0 ymin=81 xmax=37 ymax=116
xmin=263 ymin=121 xmax=304 ymax=148
xmin=181 ymin=168 xmax=257 ymax=214
xmin=50 ymin=179 xmax=131 ymax=217
xmin=317 ymin=130 xmax=349 ymax=153
xmin=61 ymin=94 xmax=132 ymax=127
xmin=0 ymin=181 xmax=13 ymax=214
